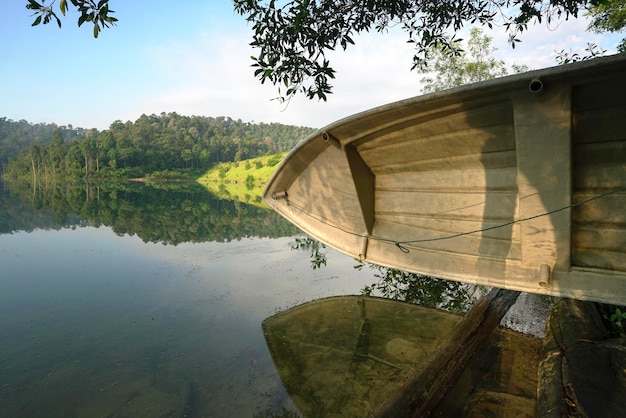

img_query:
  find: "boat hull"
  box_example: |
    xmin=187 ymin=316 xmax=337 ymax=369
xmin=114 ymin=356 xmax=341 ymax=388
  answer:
xmin=264 ymin=55 xmax=626 ymax=305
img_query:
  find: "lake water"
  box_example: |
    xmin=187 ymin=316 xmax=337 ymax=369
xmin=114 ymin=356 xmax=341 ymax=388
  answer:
xmin=1 ymin=179 xmax=519 ymax=417
xmin=0 ymin=180 xmax=390 ymax=417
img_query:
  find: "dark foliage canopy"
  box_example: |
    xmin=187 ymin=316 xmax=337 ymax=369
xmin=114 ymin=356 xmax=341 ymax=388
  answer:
xmin=233 ymin=0 xmax=599 ymax=101
xmin=26 ymin=0 xmax=116 ymax=37
xmin=587 ymin=0 xmax=626 ymax=51
xmin=588 ymin=0 xmax=626 ymax=33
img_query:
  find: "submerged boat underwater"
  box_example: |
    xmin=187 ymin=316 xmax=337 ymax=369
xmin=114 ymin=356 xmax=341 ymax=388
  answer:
xmin=262 ymin=296 xmax=464 ymax=416
xmin=262 ymin=295 xmax=542 ymax=417
xmin=264 ymin=54 xmax=626 ymax=305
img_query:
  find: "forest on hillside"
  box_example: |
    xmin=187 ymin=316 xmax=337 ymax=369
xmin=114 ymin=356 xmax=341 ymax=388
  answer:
xmin=0 ymin=117 xmax=85 ymax=169
xmin=0 ymin=113 xmax=315 ymax=179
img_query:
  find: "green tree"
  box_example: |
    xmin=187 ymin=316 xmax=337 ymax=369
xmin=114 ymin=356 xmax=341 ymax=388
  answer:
xmin=555 ymin=41 xmax=608 ymax=64
xmin=26 ymin=0 xmax=117 ymax=38
xmin=232 ymin=0 xmax=598 ymax=102
xmin=587 ymin=0 xmax=626 ymax=52
xmin=418 ymin=27 xmax=516 ymax=94
xmin=26 ymin=1 xmax=603 ymax=100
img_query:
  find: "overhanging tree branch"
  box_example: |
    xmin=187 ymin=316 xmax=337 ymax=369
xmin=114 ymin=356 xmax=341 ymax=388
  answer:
xmin=26 ymin=0 xmax=117 ymax=38
xmin=234 ymin=0 xmax=597 ymax=102
xmin=24 ymin=1 xmax=614 ymax=99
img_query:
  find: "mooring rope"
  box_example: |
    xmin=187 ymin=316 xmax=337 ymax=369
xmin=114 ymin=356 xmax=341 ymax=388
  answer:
xmin=274 ymin=186 xmax=626 ymax=254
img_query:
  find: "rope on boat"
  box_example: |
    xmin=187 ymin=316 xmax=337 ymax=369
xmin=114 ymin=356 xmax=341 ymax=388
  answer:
xmin=273 ymin=186 xmax=626 ymax=253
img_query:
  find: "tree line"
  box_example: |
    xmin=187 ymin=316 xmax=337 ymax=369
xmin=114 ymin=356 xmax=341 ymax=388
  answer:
xmin=0 ymin=117 xmax=85 ymax=172
xmin=1 ymin=112 xmax=315 ymax=180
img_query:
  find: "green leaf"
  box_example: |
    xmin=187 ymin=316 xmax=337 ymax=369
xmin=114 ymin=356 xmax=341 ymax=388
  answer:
xmin=611 ymin=308 xmax=624 ymax=322
xmin=60 ymin=0 xmax=68 ymax=16
xmin=32 ymin=15 xmax=42 ymax=27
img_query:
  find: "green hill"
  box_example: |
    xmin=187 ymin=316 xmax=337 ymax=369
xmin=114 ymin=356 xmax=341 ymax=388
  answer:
xmin=197 ymin=153 xmax=286 ymax=207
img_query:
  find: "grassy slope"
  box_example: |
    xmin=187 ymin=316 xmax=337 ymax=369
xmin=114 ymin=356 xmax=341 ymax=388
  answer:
xmin=196 ymin=153 xmax=286 ymax=207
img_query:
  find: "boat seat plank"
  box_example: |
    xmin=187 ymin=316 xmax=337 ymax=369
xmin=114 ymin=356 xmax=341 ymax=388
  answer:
xmin=572 ymin=248 xmax=626 ymax=272
xmin=360 ymin=125 xmax=515 ymax=170
xmin=376 ymin=190 xmax=519 ymax=222
xmin=354 ymin=100 xmax=513 ymax=150
xmin=372 ymin=218 xmax=522 ymax=261
xmin=374 ymin=213 xmax=522 ymax=242
xmin=573 ymin=77 xmax=626 ymax=111
xmin=376 ymin=167 xmax=518 ymax=193
xmin=573 ymin=105 xmax=626 ymax=144
xmin=330 ymin=102 xmax=468 ymax=147
xmin=573 ymin=163 xmax=626 ymax=189
xmin=571 ymin=192 xmax=626 ymax=225
xmin=372 ymin=150 xmax=518 ymax=175
xmin=573 ymin=140 xmax=626 ymax=164
xmin=573 ymin=226 xmax=626 ymax=252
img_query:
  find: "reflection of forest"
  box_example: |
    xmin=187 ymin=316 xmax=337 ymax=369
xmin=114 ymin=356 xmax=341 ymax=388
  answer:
xmin=292 ymin=237 xmax=482 ymax=313
xmin=1 ymin=180 xmax=298 ymax=244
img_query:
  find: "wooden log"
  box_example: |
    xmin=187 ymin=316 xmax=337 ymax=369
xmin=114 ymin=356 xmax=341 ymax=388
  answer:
xmin=370 ymin=287 xmax=520 ymax=417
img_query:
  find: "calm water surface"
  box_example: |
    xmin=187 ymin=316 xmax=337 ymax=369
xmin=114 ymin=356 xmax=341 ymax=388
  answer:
xmin=0 ymin=182 xmax=376 ymax=417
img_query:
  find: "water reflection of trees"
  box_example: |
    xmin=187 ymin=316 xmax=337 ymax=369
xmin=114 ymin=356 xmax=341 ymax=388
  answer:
xmin=292 ymin=236 xmax=481 ymax=313
xmin=0 ymin=181 xmax=84 ymax=234
xmin=1 ymin=180 xmax=298 ymax=244
xmin=358 ymin=262 xmax=480 ymax=314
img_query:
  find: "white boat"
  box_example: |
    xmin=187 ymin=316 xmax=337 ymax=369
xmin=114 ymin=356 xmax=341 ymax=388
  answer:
xmin=263 ymin=54 xmax=626 ymax=305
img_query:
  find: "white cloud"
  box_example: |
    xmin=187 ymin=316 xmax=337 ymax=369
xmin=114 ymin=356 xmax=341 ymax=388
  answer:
xmin=487 ymin=16 xmax=622 ymax=69
xmin=113 ymin=14 xmax=622 ymax=130
xmin=2 ymin=3 xmax=622 ymax=131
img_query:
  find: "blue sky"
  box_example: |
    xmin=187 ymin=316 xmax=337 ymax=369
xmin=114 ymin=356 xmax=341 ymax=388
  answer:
xmin=1 ymin=1 xmax=623 ymax=131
